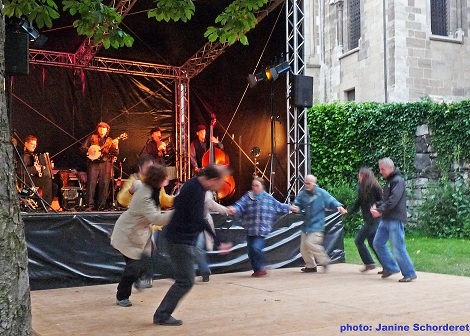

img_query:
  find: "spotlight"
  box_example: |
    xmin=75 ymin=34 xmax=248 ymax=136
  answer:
xmin=247 ymin=59 xmax=290 ymax=88
xmin=18 ymin=18 xmax=48 ymax=47
xmin=265 ymin=61 xmax=290 ymax=81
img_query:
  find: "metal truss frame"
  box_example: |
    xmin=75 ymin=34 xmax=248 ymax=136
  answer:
xmin=285 ymin=0 xmax=308 ymax=201
xmin=174 ymin=73 xmax=191 ymax=182
xmin=27 ymin=0 xmax=305 ymax=192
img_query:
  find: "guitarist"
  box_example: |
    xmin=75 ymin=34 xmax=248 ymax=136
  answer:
xmin=81 ymin=122 xmax=120 ymax=211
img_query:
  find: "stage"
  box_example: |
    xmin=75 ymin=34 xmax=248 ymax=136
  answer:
xmin=30 ymin=264 xmax=470 ymax=335
xmin=23 ymin=210 xmax=345 ymax=290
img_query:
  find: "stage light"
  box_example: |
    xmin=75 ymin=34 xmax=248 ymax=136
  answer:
xmin=251 ymin=147 xmax=261 ymax=157
xmin=266 ymin=61 xmax=290 ymax=82
xmin=247 ymin=60 xmax=290 ymax=88
xmin=18 ymin=18 xmax=48 ymax=47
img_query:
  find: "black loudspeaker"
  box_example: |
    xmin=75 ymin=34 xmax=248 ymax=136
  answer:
xmin=292 ymin=75 xmax=313 ymax=107
xmin=5 ymin=31 xmax=29 ymax=76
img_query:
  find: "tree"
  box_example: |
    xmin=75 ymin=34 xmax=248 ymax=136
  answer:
xmin=0 ymin=0 xmax=267 ymax=334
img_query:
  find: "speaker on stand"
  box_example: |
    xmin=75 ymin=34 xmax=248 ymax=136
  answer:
xmin=292 ymin=75 xmax=313 ymax=108
xmin=5 ymin=31 xmax=30 ymax=76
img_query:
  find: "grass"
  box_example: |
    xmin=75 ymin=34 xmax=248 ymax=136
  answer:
xmin=343 ymin=236 xmax=470 ymax=277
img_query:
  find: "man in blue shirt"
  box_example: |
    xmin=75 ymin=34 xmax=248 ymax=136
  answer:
xmin=294 ymin=175 xmax=347 ymax=273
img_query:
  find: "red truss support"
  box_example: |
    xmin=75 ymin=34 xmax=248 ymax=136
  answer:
xmin=75 ymin=0 xmax=139 ymax=66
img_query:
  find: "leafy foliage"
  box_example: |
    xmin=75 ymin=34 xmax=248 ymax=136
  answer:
xmin=323 ymin=180 xmax=362 ymax=236
xmin=205 ymin=0 xmax=267 ymax=45
xmin=5 ymin=0 xmax=270 ymax=50
xmin=63 ymin=0 xmax=134 ymax=48
xmin=307 ymin=101 xmax=427 ymax=186
xmin=416 ymin=181 xmax=470 ymax=238
xmin=4 ymin=0 xmax=60 ymax=29
xmin=148 ymin=0 xmax=195 ymax=23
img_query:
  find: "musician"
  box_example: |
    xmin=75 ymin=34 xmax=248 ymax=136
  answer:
xmin=21 ymin=135 xmax=57 ymax=206
xmin=80 ymin=122 xmax=119 ymax=211
xmin=145 ymin=127 xmax=175 ymax=166
xmin=190 ymin=124 xmax=223 ymax=173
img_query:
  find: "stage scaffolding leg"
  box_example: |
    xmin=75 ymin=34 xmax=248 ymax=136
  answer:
xmin=174 ymin=74 xmax=191 ymax=183
xmin=285 ymin=0 xmax=309 ymax=202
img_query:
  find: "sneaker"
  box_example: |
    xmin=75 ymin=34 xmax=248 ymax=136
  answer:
xmin=398 ymin=275 xmax=417 ymax=282
xmin=134 ymin=278 xmax=153 ymax=291
xmin=154 ymin=316 xmax=183 ymax=326
xmin=202 ymin=275 xmax=210 ymax=282
xmin=251 ymin=270 xmax=267 ymax=277
xmin=116 ymin=299 xmax=132 ymax=307
xmin=360 ymin=264 xmax=376 ymax=272
xmin=301 ymin=267 xmax=318 ymax=273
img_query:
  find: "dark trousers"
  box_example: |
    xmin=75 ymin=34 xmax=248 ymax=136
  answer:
xmin=247 ymin=235 xmax=266 ymax=272
xmin=31 ymin=176 xmax=56 ymax=205
xmin=153 ymin=243 xmax=195 ymax=322
xmin=116 ymin=255 xmax=149 ymax=301
xmin=86 ymin=160 xmax=112 ymax=208
xmin=354 ymin=221 xmax=380 ymax=266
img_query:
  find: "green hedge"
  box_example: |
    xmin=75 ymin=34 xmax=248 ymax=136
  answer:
xmin=307 ymin=99 xmax=470 ymax=237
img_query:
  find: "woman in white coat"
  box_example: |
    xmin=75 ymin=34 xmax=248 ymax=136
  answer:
xmin=111 ymin=164 xmax=173 ymax=307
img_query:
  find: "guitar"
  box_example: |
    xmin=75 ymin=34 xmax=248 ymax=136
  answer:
xmin=87 ymin=132 xmax=128 ymax=161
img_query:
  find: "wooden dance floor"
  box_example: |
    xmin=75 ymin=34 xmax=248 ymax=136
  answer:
xmin=31 ymin=263 xmax=470 ymax=336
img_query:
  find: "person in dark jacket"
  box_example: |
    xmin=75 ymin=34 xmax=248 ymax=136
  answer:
xmin=80 ymin=122 xmax=120 ymax=211
xmin=189 ymin=124 xmax=223 ymax=174
xmin=153 ymin=164 xmax=232 ymax=326
xmin=371 ymin=158 xmax=417 ymax=282
xmin=348 ymin=167 xmax=383 ymax=272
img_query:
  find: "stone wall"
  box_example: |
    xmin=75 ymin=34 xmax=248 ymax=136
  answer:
xmin=305 ymin=0 xmax=470 ymax=103
xmin=408 ymin=123 xmax=469 ymax=222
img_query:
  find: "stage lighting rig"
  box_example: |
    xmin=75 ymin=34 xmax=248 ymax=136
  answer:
xmin=247 ymin=60 xmax=290 ymax=88
xmin=6 ymin=17 xmax=48 ymax=48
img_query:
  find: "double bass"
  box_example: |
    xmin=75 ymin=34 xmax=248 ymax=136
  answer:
xmin=201 ymin=114 xmax=235 ymax=200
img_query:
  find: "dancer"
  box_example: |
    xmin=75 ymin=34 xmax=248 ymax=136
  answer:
xmin=371 ymin=158 xmax=417 ymax=282
xmin=110 ymin=164 xmax=173 ymax=307
xmin=349 ymin=168 xmax=383 ymax=272
xmin=153 ymin=164 xmax=232 ymax=326
xmin=227 ymin=177 xmax=298 ymax=277
xmin=294 ymin=175 xmax=347 ymax=273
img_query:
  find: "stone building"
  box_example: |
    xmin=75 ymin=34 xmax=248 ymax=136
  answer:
xmin=304 ymin=0 xmax=470 ymax=103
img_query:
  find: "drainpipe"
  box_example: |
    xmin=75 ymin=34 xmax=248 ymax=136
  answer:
xmin=382 ymin=0 xmax=388 ymax=103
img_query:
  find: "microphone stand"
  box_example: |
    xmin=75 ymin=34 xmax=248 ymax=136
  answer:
xmin=138 ymin=138 xmax=151 ymax=157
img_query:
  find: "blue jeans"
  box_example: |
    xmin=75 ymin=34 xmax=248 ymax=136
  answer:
xmin=153 ymin=243 xmax=195 ymax=322
xmin=247 ymin=236 xmax=266 ymax=272
xmin=373 ymin=219 xmax=416 ymax=278
xmin=355 ymin=221 xmax=380 ymax=266
xmin=195 ymin=233 xmax=211 ymax=277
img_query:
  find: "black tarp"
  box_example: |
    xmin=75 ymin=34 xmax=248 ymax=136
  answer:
xmin=24 ymin=211 xmax=345 ymax=290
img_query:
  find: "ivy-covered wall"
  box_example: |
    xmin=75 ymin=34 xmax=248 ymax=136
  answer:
xmin=307 ymin=99 xmax=470 ymax=186
xmin=307 ymin=100 xmax=470 ymax=238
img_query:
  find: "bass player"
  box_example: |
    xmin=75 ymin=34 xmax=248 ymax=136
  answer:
xmin=81 ymin=122 xmax=120 ymax=211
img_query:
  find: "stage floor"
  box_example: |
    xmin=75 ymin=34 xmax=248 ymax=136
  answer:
xmin=31 ymin=263 xmax=470 ymax=336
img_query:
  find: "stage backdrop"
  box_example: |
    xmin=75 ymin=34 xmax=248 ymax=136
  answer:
xmin=24 ymin=211 xmax=345 ymax=290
